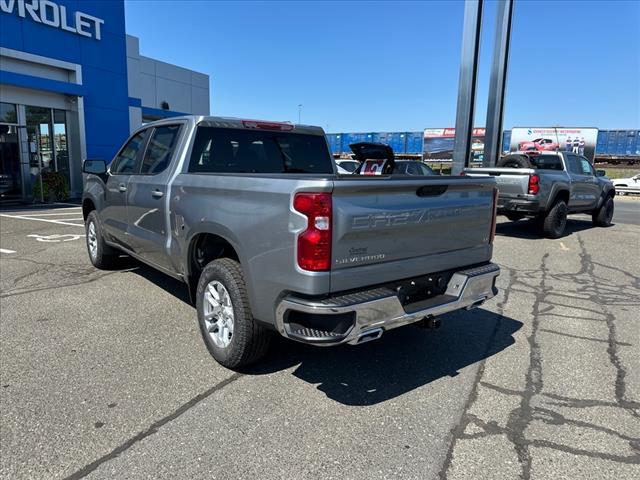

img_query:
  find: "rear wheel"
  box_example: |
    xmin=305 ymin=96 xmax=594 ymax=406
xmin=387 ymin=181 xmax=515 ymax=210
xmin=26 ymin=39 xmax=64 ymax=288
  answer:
xmin=196 ymin=258 xmax=272 ymax=369
xmin=542 ymin=200 xmax=568 ymax=238
xmin=592 ymin=196 xmax=614 ymax=227
xmin=85 ymin=211 xmax=119 ymax=269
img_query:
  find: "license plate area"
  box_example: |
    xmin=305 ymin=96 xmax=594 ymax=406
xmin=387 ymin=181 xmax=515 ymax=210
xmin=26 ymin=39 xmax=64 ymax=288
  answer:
xmin=389 ymin=270 xmax=456 ymax=306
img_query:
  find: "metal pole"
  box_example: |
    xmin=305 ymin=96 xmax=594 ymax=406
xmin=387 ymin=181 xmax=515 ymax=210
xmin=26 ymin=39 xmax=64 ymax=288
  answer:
xmin=452 ymin=0 xmax=483 ymax=175
xmin=298 ymin=104 xmax=302 ymax=124
xmin=484 ymin=0 xmax=514 ymax=167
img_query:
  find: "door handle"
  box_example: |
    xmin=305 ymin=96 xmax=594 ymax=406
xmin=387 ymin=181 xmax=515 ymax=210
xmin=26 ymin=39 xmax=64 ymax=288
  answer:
xmin=151 ymin=189 xmax=164 ymax=198
xmin=118 ymin=184 xmax=127 ymax=192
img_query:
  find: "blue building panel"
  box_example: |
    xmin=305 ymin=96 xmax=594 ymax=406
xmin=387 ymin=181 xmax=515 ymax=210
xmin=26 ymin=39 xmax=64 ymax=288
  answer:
xmin=0 ymin=0 xmax=130 ymax=160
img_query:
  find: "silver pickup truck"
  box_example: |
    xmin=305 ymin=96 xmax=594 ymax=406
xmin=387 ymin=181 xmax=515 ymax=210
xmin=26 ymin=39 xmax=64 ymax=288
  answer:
xmin=464 ymin=152 xmax=615 ymax=238
xmin=82 ymin=116 xmax=500 ymax=368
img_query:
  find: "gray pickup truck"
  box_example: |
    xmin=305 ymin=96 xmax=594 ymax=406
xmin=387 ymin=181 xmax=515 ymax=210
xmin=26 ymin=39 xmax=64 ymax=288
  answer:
xmin=464 ymin=152 xmax=615 ymax=238
xmin=82 ymin=116 xmax=500 ymax=368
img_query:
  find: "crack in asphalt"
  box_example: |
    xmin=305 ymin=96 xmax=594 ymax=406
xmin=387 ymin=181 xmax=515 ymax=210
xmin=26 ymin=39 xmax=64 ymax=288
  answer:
xmin=437 ymin=265 xmax=516 ymax=480
xmin=0 ymin=256 xmax=136 ymax=298
xmin=63 ymin=373 xmax=244 ymax=480
xmin=506 ymin=253 xmax=549 ymax=480
xmin=576 ymin=234 xmax=639 ymax=418
xmin=440 ymin=238 xmax=640 ymax=478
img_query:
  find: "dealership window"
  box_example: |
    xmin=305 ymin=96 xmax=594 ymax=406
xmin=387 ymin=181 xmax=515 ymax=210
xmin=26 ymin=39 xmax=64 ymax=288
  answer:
xmin=24 ymin=107 xmax=71 ymax=190
xmin=0 ymin=103 xmax=17 ymax=124
xmin=0 ymin=103 xmax=22 ymax=199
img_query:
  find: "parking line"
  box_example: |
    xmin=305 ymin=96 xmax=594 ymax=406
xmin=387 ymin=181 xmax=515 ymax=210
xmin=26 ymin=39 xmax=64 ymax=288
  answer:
xmin=18 ymin=211 xmax=82 ymax=217
xmin=0 ymin=214 xmax=85 ymax=227
xmin=0 ymin=248 xmax=16 ymax=254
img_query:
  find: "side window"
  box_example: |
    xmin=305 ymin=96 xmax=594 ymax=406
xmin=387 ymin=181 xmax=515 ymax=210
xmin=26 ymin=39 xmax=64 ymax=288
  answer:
xmin=140 ymin=125 xmax=181 ymax=174
xmin=111 ymin=131 xmax=147 ymax=174
xmin=566 ymin=154 xmax=582 ymax=175
xmin=580 ymin=157 xmax=594 ymax=176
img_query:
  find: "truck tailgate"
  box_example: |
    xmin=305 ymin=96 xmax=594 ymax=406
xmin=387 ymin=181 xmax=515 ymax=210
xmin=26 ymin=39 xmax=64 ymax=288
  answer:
xmin=464 ymin=167 xmax=534 ymax=196
xmin=330 ymin=176 xmax=496 ymax=292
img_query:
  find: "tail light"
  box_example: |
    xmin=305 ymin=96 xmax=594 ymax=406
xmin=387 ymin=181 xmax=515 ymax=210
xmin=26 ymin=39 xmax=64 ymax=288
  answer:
xmin=293 ymin=193 xmax=332 ymax=271
xmin=490 ymin=187 xmax=498 ymax=244
xmin=242 ymin=120 xmax=294 ymax=131
xmin=528 ymin=174 xmax=540 ymax=195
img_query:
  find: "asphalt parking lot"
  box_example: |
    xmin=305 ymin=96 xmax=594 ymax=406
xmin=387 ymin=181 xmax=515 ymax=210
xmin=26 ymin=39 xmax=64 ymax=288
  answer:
xmin=1 ymin=199 xmax=639 ymax=479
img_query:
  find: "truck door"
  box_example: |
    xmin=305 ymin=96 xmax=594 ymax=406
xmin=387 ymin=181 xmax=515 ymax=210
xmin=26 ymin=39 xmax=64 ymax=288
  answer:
xmin=126 ymin=124 xmax=183 ymax=271
xmin=565 ymin=153 xmax=592 ymax=210
xmin=578 ymin=155 xmax=601 ymax=209
xmin=102 ymin=129 xmax=149 ymax=249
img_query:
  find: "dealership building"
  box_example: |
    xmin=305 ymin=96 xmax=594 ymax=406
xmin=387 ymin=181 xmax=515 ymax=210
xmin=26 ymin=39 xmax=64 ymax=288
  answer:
xmin=0 ymin=0 xmax=210 ymax=201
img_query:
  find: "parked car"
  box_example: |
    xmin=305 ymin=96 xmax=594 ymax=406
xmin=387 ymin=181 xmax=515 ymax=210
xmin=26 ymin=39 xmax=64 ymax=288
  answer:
xmin=82 ymin=116 xmax=501 ymax=368
xmin=348 ymin=143 xmax=437 ymax=176
xmin=393 ymin=161 xmax=437 ymax=176
xmin=518 ymin=138 xmax=559 ymax=152
xmin=335 ymin=159 xmax=360 ymax=173
xmin=464 ymin=152 xmax=615 ymax=238
xmin=612 ymin=172 xmax=640 ymax=195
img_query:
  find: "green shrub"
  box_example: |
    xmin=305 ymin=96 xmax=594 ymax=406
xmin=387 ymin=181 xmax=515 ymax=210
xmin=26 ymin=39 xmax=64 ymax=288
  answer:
xmin=32 ymin=171 xmax=69 ymax=202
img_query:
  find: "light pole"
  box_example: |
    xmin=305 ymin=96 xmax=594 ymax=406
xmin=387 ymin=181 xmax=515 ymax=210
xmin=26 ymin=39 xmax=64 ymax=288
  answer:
xmin=298 ymin=104 xmax=302 ymax=124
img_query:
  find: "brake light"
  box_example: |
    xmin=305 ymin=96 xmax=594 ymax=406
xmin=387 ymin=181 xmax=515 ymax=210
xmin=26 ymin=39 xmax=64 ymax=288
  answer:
xmin=242 ymin=120 xmax=294 ymax=131
xmin=490 ymin=187 xmax=498 ymax=244
xmin=528 ymin=174 xmax=540 ymax=195
xmin=293 ymin=193 xmax=332 ymax=271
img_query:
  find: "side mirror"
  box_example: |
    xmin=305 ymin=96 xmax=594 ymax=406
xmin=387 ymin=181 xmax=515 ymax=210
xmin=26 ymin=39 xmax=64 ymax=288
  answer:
xmin=83 ymin=159 xmax=107 ymax=175
xmin=596 ymin=169 xmax=606 ymax=177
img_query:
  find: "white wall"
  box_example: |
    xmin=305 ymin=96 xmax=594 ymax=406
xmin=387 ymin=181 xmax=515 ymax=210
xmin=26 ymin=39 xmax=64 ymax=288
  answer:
xmin=126 ymin=34 xmax=210 ymax=127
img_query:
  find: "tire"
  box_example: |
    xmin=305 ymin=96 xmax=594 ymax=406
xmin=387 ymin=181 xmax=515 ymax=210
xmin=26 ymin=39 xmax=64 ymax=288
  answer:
xmin=506 ymin=213 xmax=525 ymax=221
xmin=85 ymin=211 xmax=119 ymax=269
xmin=497 ymin=154 xmax=532 ymax=169
xmin=592 ymin=195 xmax=614 ymax=227
xmin=196 ymin=258 xmax=272 ymax=369
xmin=542 ymin=200 xmax=568 ymax=238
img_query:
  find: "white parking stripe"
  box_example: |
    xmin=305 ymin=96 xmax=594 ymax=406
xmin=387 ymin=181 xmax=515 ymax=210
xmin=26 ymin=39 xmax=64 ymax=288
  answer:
xmin=0 ymin=214 xmax=85 ymax=227
xmin=18 ymin=211 xmax=82 ymax=217
xmin=0 ymin=248 xmax=16 ymax=254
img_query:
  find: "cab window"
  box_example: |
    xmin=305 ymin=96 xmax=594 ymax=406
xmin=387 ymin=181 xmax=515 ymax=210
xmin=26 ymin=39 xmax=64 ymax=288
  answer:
xmin=579 ymin=157 xmax=594 ymax=176
xmin=140 ymin=125 xmax=181 ymax=174
xmin=111 ymin=130 xmax=147 ymax=174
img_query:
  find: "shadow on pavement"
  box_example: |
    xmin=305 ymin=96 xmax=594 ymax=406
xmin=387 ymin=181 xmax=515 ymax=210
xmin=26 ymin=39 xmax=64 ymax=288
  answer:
xmin=247 ymin=308 xmax=522 ymax=406
xmin=496 ymin=217 xmax=603 ymax=240
xmin=126 ymin=260 xmax=523 ymax=406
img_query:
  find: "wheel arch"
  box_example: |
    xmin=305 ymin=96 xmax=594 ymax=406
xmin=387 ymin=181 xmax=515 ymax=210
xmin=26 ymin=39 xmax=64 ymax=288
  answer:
xmin=185 ymin=229 xmax=243 ymax=304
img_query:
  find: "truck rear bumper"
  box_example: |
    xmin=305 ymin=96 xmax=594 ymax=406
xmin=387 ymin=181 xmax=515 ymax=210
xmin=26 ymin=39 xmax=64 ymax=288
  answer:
xmin=497 ymin=196 xmax=540 ymax=214
xmin=275 ymin=263 xmax=500 ymax=346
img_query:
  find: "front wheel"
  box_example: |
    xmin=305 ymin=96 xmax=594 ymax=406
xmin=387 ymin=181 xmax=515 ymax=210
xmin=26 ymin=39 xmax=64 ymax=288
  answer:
xmin=592 ymin=196 xmax=614 ymax=227
xmin=196 ymin=258 xmax=272 ymax=369
xmin=542 ymin=200 xmax=568 ymax=238
xmin=85 ymin=211 xmax=119 ymax=269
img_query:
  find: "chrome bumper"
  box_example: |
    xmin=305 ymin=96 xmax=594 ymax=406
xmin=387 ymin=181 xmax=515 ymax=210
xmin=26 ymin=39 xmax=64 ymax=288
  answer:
xmin=275 ymin=263 xmax=500 ymax=346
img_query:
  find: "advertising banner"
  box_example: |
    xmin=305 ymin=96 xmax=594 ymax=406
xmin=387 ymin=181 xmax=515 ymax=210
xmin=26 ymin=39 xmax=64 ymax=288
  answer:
xmin=509 ymin=127 xmax=598 ymax=163
xmin=423 ymin=128 xmax=486 ymax=161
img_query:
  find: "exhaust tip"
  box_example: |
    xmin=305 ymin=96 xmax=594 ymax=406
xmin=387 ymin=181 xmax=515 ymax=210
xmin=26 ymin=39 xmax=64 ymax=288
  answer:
xmin=357 ymin=328 xmax=384 ymax=344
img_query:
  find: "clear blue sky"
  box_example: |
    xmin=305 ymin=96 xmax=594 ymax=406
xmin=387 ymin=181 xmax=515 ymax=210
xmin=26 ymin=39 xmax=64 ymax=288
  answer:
xmin=125 ymin=0 xmax=640 ymax=132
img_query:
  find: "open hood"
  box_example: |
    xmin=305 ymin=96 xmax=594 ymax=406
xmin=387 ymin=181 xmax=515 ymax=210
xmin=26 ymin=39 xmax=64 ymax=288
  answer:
xmin=349 ymin=142 xmax=395 ymax=162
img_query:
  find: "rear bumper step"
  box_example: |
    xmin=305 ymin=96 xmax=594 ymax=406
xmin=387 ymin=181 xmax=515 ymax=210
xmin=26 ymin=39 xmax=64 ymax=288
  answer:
xmin=275 ymin=263 xmax=500 ymax=346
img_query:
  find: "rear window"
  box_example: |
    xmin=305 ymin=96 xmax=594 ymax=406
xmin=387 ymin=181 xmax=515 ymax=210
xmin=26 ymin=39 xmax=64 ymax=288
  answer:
xmin=188 ymin=127 xmax=333 ymax=174
xmin=530 ymin=154 xmax=563 ymax=170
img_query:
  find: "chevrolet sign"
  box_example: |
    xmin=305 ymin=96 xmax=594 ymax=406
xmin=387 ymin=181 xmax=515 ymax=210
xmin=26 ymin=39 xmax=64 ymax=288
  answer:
xmin=1 ymin=0 xmax=104 ymax=40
